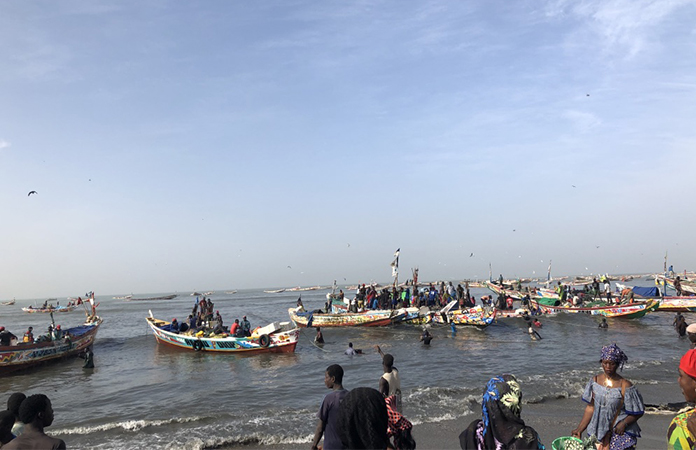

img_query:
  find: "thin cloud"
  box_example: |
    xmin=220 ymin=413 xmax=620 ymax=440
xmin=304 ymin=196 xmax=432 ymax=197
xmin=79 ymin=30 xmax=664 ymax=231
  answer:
xmin=562 ymin=110 xmax=602 ymax=132
xmin=545 ymin=0 xmax=696 ymax=59
xmin=0 ymin=140 xmax=10 ymax=150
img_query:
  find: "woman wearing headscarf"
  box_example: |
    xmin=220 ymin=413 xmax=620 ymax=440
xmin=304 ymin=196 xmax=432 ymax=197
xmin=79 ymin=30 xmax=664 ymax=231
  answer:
xmin=337 ymin=387 xmax=389 ymax=450
xmin=668 ymin=349 xmax=696 ymax=449
xmin=572 ymin=344 xmax=644 ymax=450
xmin=459 ymin=374 xmax=544 ymax=450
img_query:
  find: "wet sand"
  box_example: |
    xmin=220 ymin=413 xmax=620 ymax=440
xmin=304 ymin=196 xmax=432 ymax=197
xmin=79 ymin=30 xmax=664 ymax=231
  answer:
xmin=414 ymin=398 xmax=674 ymax=449
xmin=235 ymin=397 xmax=675 ymax=449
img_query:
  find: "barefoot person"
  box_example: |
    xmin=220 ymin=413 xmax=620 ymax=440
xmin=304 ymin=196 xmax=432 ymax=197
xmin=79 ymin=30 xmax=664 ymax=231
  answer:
xmin=3 ymin=394 xmax=66 ymax=450
xmin=572 ymin=344 xmax=644 ymax=450
xmin=311 ymin=364 xmax=348 ymax=450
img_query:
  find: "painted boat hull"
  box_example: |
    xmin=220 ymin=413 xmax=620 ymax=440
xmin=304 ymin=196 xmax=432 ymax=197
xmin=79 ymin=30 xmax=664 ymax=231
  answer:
xmin=530 ymin=299 xmax=659 ymax=318
xmin=146 ymin=317 xmax=299 ymax=354
xmin=0 ymin=317 xmax=102 ymax=375
xmin=288 ymin=307 xmax=400 ymax=327
xmin=430 ymin=306 xmax=497 ymax=327
xmin=657 ymin=297 xmax=696 ymax=312
xmin=22 ymin=306 xmax=76 ymax=313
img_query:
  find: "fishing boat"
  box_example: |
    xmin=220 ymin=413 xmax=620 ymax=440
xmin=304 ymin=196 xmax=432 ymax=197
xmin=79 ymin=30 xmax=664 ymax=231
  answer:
xmin=263 ymin=289 xmax=286 ymax=294
xmin=615 ymin=282 xmax=696 ymax=312
xmin=1 ymin=300 xmax=15 ymax=306
xmin=126 ymin=294 xmax=178 ymax=301
xmin=0 ymin=315 xmax=102 ymax=375
xmin=431 ymin=305 xmax=497 ymax=327
xmin=146 ymin=312 xmax=299 ymax=354
xmin=530 ymin=299 xmax=660 ymax=318
xmin=288 ymin=306 xmax=405 ymax=327
xmin=22 ymin=305 xmax=76 ymax=314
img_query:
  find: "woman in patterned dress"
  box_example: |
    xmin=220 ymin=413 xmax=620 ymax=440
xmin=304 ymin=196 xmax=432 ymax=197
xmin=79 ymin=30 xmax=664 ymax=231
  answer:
xmin=668 ymin=349 xmax=696 ymax=449
xmin=572 ymin=344 xmax=644 ymax=450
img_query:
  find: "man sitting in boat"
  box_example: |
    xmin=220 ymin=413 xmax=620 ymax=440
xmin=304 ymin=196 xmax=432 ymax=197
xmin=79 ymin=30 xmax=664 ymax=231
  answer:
xmin=0 ymin=327 xmax=17 ymax=346
xmin=170 ymin=318 xmax=180 ymax=333
xmin=23 ymin=327 xmax=34 ymax=344
xmin=52 ymin=325 xmax=63 ymax=341
xmin=229 ymin=319 xmax=240 ymax=336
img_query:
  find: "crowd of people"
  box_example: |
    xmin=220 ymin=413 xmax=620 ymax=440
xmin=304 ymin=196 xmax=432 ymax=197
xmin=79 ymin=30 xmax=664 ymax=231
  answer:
xmin=166 ymin=297 xmax=253 ymax=338
xmin=0 ymin=324 xmax=72 ymax=347
xmin=1 ymin=392 xmax=66 ymax=449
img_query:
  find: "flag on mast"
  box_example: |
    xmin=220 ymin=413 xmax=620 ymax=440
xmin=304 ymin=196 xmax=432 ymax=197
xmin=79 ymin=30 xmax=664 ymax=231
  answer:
xmin=547 ymin=260 xmax=552 ymax=282
xmin=391 ymin=248 xmax=400 ymax=277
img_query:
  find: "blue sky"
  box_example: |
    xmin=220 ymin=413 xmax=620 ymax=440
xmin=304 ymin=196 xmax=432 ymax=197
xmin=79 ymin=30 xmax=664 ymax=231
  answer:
xmin=1 ymin=0 xmax=695 ymax=298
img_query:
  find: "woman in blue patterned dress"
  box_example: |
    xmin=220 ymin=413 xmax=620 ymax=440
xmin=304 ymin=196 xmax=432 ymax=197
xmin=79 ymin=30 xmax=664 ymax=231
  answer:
xmin=571 ymin=344 xmax=644 ymax=450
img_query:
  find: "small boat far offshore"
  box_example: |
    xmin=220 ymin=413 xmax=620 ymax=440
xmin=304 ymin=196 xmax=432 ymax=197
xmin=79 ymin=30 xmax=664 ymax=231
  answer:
xmin=126 ymin=294 xmax=178 ymax=301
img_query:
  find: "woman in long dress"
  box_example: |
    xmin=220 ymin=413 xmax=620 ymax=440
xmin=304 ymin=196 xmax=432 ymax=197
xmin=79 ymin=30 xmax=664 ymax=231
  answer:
xmin=572 ymin=344 xmax=644 ymax=450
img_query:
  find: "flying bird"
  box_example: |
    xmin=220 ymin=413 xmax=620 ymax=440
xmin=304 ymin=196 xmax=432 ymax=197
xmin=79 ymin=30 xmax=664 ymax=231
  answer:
xmin=469 ymin=253 xmax=474 ymax=257
xmin=287 ymin=266 xmax=292 ymax=269
xmin=596 ymin=246 xmax=600 ymax=249
xmin=28 ymin=191 xmax=37 ymax=196
xmin=572 ymin=185 xmax=576 ymax=188
xmin=512 ymin=229 xmax=516 ymax=232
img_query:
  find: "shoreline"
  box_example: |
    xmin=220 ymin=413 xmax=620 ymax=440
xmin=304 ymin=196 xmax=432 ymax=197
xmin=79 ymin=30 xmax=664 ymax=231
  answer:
xmin=226 ymin=396 xmax=678 ymax=450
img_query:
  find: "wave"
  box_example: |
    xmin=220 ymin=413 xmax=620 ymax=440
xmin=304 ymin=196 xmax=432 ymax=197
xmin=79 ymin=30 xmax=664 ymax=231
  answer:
xmin=57 ymin=415 xmax=207 ymax=435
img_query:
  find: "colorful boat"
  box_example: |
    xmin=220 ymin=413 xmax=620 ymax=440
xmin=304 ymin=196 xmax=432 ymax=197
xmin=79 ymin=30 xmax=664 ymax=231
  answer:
xmin=530 ymin=299 xmax=660 ymax=318
xmin=0 ymin=315 xmax=102 ymax=375
xmin=21 ymin=305 xmax=76 ymax=314
xmin=431 ymin=305 xmax=497 ymax=327
xmin=288 ymin=307 xmax=404 ymax=327
xmin=658 ymin=298 xmax=696 ymax=312
xmin=146 ymin=313 xmax=299 ymax=354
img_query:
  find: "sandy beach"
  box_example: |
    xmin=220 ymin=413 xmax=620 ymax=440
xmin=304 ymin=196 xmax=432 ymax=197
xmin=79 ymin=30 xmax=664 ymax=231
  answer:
xmin=413 ymin=398 xmax=674 ymax=450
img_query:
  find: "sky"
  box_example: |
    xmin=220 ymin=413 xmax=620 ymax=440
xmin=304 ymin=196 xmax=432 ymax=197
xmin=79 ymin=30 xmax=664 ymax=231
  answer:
xmin=1 ymin=0 xmax=695 ymax=298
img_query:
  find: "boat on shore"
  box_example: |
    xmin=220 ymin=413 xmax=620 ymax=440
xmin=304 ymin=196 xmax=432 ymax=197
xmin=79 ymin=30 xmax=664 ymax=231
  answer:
xmin=146 ymin=313 xmax=299 ymax=354
xmin=288 ymin=306 xmax=405 ymax=327
xmin=126 ymin=294 xmax=178 ymax=301
xmin=0 ymin=315 xmax=102 ymax=375
xmin=22 ymin=305 xmax=76 ymax=314
xmin=530 ymin=299 xmax=660 ymax=318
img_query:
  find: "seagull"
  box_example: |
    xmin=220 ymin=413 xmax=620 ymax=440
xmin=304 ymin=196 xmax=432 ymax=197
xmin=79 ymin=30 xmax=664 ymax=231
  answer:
xmin=572 ymin=185 xmax=576 ymax=188
xmin=28 ymin=191 xmax=37 ymax=196
xmin=347 ymin=243 xmax=350 ymax=247
xmin=469 ymin=253 xmax=474 ymax=257
xmin=287 ymin=265 xmax=292 ymax=269
xmin=513 ymin=229 xmax=516 ymax=232
xmin=586 ymin=94 xmax=590 ymax=97
xmin=596 ymin=246 xmax=600 ymax=249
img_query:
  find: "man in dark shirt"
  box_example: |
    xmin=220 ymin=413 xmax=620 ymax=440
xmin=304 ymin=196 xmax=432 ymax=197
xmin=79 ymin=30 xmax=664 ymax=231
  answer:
xmin=0 ymin=327 xmax=17 ymax=346
xmin=311 ymin=364 xmax=348 ymax=450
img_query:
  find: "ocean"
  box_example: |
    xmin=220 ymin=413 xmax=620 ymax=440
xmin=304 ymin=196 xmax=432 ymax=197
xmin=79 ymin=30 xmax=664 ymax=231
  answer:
xmin=0 ymin=283 xmax=690 ymax=449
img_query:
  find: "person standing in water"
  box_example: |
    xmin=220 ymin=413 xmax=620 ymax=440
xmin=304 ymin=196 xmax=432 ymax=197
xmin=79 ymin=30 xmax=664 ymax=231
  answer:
xmin=311 ymin=364 xmax=348 ymax=450
xmin=376 ymin=345 xmax=402 ymax=412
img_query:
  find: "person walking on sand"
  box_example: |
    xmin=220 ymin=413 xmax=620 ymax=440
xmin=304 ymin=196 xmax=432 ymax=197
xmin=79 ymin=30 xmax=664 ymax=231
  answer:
xmin=311 ymin=364 xmax=348 ymax=450
xmin=376 ymin=345 xmax=402 ymax=412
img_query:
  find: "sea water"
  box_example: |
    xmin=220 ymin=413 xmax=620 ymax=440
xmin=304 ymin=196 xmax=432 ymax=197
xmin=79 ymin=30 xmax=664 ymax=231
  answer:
xmin=0 ymin=282 xmax=689 ymax=449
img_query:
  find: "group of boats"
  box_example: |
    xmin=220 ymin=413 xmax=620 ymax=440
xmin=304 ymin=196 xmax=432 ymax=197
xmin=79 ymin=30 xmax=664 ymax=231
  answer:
xmin=3 ymin=273 xmax=695 ymax=375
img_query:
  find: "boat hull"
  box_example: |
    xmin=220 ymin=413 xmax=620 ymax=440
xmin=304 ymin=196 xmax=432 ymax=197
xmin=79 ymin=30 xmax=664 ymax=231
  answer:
xmin=0 ymin=318 xmax=102 ymax=375
xmin=288 ymin=307 xmax=398 ymax=327
xmin=146 ymin=317 xmax=299 ymax=354
xmin=530 ymin=299 xmax=659 ymax=318
xmin=431 ymin=306 xmax=497 ymax=327
xmin=22 ymin=306 xmax=76 ymax=313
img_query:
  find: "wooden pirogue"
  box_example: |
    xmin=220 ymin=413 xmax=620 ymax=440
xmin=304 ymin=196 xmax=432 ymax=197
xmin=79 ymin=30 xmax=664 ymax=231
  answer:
xmin=146 ymin=313 xmax=299 ymax=354
xmin=0 ymin=316 xmax=102 ymax=375
xmin=530 ymin=299 xmax=660 ymax=318
xmin=288 ymin=306 xmax=405 ymax=327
